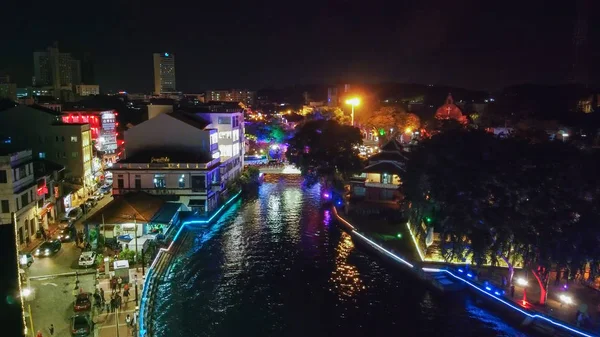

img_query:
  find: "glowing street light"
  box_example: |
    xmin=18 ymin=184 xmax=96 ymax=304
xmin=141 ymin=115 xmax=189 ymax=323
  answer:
xmin=345 ymin=97 xmax=360 ymax=126
xmin=559 ymin=294 xmax=573 ymax=305
xmin=405 ymin=127 xmax=412 ymax=134
xmin=21 ymin=288 xmax=32 ymax=298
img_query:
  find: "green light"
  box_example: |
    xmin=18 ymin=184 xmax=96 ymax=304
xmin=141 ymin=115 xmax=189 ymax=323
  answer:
xmin=425 ymin=217 xmax=432 ymax=223
xmin=396 ymin=233 xmax=402 ymax=239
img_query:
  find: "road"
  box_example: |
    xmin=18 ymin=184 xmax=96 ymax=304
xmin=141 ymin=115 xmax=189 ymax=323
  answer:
xmin=26 ymin=195 xmax=113 ymax=278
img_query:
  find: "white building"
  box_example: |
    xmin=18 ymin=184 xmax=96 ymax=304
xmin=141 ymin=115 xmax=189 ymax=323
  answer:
xmin=111 ymin=112 xmax=221 ymax=214
xmin=205 ymin=89 xmax=255 ymax=106
xmin=153 ymin=53 xmax=176 ymax=95
xmin=180 ymin=102 xmax=245 ymax=183
xmin=75 ymin=84 xmax=100 ymax=96
xmin=0 ymin=149 xmax=40 ymax=246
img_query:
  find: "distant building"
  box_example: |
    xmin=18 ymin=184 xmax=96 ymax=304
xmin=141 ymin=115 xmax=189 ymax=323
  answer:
xmin=33 ymin=44 xmax=81 ymax=95
xmin=0 ymin=83 xmax=17 ymax=101
xmin=205 ymin=89 xmax=255 ymax=106
xmin=153 ymin=53 xmax=176 ymax=94
xmin=434 ymin=93 xmax=468 ymax=124
xmin=75 ymin=84 xmax=100 ymax=96
xmin=0 ymin=105 xmax=94 ymax=188
xmin=112 ymin=112 xmax=221 ymax=214
xmin=327 ymin=87 xmax=339 ymax=106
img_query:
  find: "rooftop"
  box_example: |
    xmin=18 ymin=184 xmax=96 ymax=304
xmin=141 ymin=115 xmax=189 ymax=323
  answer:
xmin=368 ymin=151 xmax=408 ymax=163
xmin=380 ymin=138 xmax=404 ymax=152
xmin=85 ymin=192 xmax=166 ymax=225
xmin=363 ymin=161 xmax=405 ymax=175
xmin=34 ymin=159 xmax=65 ymax=179
xmin=166 ymin=112 xmax=209 ymax=130
xmin=29 ymin=104 xmax=63 ymax=116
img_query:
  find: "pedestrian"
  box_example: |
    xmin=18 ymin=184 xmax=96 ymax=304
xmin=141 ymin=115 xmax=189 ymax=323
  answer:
xmin=110 ymin=277 xmax=117 ymax=294
xmin=100 ymin=287 xmax=105 ymax=303
xmin=123 ymin=288 xmax=130 ymax=306
xmin=49 ymin=324 xmax=54 ymax=336
xmin=133 ymin=312 xmax=138 ymax=327
xmin=105 ymin=301 xmax=110 ymax=313
xmin=110 ymin=296 xmax=116 ymax=313
xmin=125 ymin=314 xmax=132 ymax=326
xmin=116 ymin=293 xmax=122 ymax=309
xmin=117 ymin=276 xmax=123 ymax=291
xmin=510 ymin=284 xmax=515 ymax=298
xmin=123 ymin=282 xmax=129 ymax=293
xmin=36 ymin=330 xmax=43 ymax=337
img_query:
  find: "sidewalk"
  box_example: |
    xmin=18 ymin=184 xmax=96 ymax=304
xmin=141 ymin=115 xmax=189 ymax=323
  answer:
xmin=472 ymin=267 xmax=600 ymax=333
xmin=21 ymin=222 xmax=59 ymax=253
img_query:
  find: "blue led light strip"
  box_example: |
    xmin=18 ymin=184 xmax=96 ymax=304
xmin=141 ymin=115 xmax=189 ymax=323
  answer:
xmin=421 ymin=268 xmax=596 ymax=337
xmin=331 ymin=207 xmax=596 ymax=337
xmin=138 ymin=191 xmax=241 ymax=337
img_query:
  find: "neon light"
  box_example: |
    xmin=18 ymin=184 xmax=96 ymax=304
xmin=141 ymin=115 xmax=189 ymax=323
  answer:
xmin=458 ymin=269 xmax=463 ymax=273
xmin=485 ymin=286 xmax=492 ymax=291
xmin=494 ymin=291 xmax=501 ymax=296
xmin=353 ymin=231 xmax=413 ymax=268
xmin=467 ymin=273 xmax=472 ymax=278
xmin=406 ymin=222 xmax=425 ymax=261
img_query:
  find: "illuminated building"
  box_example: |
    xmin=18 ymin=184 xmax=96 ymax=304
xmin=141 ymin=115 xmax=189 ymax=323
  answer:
xmin=434 ymin=93 xmax=468 ymax=124
xmin=111 ymin=112 xmax=221 ymax=214
xmin=153 ymin=53 xmax=176 ymax=95
xmin=75 ymin=84 xmax=100 ymax=96
xmin=0 ymin=149 xmax=42 ymax=246
xmin=179 ymin=102 xmax=245 ymax=184
xmin=0 ymin=105 xmax=94 ymax=190
xmin=61 ymin=109 xmax=120 ymax=164
xmin=350 ymin=138 xmax=406 ymax=202
xmin=205 ymin=89 xmax=255 ymax=106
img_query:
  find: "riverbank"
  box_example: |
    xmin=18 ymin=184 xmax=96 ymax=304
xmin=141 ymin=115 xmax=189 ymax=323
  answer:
xmin=138 ymin=191 xmax=242 ymax=337
xmin=331 ymin=206 xmax=598 ymax=337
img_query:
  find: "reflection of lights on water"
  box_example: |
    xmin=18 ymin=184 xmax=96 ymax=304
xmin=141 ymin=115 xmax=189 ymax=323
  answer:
xmin=329 ymin=232 xmax=365 ymax=299
xmin=323 ymin=210 xmax=331 ymax=226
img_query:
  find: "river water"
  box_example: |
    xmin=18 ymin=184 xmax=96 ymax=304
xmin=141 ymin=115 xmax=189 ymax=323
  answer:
xmin=152 ymin=177 xmax=530 ymax=337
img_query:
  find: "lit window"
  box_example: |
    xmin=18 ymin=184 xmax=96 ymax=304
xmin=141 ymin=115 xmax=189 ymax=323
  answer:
xmin=38 ymin=152 xmax=45 ymax=159
xmin=154 ymin=174 xmax=166 ymax=188
xmin=178 ymin=175 xmax=185 ymax=188
xmin=71 ymin=136 xmax=78 ymax=142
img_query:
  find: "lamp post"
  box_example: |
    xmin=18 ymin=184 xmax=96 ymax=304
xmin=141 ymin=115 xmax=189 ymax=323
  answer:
xmin=345 ymin=97 xmax=360 ymax=126
xmin=134 ymin=274 xmax=138 ymax=306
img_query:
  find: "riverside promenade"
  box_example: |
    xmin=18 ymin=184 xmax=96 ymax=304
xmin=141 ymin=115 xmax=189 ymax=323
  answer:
xmin=331 ymin=206 xmax=600 ymax=337
xmin=138 ymin=191 xmax=241 ymax=337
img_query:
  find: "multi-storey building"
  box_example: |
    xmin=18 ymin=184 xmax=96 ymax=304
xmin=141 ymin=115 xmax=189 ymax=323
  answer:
xmin=180 ymin=102 xmax=245 ymax=183
xmin=0 ymin=83 xmax=17 ymax=101
xmin=33 ymin=160 xmax=65 ymax=229
xmin=33 ymin=45 xmax=81 ymax=88
xmin=153 ymin=53 xmax=176 ymax=95
xmin=0 ymin=149 xmax=40 ymax=246
xmin=205 ymin=89 xmax=255 ymax=106
xmin=0 ymin=105 xmax=94 ymax=189
xmin=61 ymin=109 xmax=119 ymax=165
xmin=75 ymin=85 xmax=99 ymax=96
xmin=111 ymin=112 xmax=221 ymax=214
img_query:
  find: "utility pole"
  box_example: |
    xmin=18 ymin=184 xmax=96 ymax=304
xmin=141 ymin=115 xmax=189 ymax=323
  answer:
xmin=115 ymin=306 xmax=120 ymax=337
xmin=134 ymin=275 xmax=138 ymax=306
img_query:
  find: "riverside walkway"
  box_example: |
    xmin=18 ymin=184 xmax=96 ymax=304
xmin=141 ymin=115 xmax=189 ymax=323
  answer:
xmin=332 ymin=206 xmax=600 ymax=337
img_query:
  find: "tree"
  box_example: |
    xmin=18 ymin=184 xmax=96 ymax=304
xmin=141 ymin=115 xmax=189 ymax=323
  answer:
xmin=286 ymin=119 xmax=363 ymax=186
xmin=316 ymin=107 xmax=351 ymax=125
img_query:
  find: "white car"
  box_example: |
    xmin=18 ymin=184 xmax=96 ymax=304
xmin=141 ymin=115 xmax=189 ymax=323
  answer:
xmin=78 ymin=251 xmax=97 ymax=268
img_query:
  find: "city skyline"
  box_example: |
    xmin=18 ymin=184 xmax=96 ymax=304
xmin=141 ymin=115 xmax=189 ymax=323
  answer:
xmin=1 ymin=1 xmax=599 ymax=93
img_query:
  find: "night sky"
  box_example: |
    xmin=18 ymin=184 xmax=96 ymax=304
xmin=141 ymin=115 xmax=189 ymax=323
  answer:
xmin=2 ymin=0 xmax=597 ymax=92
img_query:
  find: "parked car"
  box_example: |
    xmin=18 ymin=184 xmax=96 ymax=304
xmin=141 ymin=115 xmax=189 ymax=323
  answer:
xmin=56 ymin=228 xmax=73 ymax=242
xmin=19 ymin=253 xmax=34 ymax=268
xmin=34 ymin=240 xmax=61 ymax=257
xmin=80 ymin=203 xmax=92 ymax=213
xmin=78 ymin=251 xmax=97 ymax=268
xmin=58 ymin=218 xmax=74 ymax=229
xmin=64 ymin=207 xmax=83 ymax=221
xmin=70 ymin=313 xmax=93 ymax=336
xmin=93 ymin=190 xmax=105 ymax=200
xmin=85 ymin=197 xmax=97 ymax=207
xmin=73 ymin=293 xmax=92 ymax=312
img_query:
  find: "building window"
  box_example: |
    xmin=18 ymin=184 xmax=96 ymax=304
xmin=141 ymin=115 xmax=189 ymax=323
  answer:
xmin=56 ymin=136 xmax=59 ymax=142
xmin=0 ymin=170 xmax=6 ymax=183
xmin=1 ymin=200 xmax=9 ymax=213
xmin=178 ymin=174 xmax=185 ymax=188
xmin=219 ymin=131 xmax=232 ymax=139
xmin=39 ymin=152 xmax=46 ymax=159
xmin=191 ymin=175 xmax=206 ymax=192
xmin=117 ymin=175 xmax=124 ymax=189
xmin=218 ymin=117 xmax=231 ymax=125
xmin=61 ymin=136 xmax=65 ymax=142
xmin=71 ymin=136 xmax=78 ymax=142
xmin=30 ymin=190 xmax=33 ymax=202
xmin=21 ymin=193 xmax=28 ymax=207
xmin=15 ymin=198 xmax=19 ymax=211
xmin=72 ymin=152 xmax=78 ymax=158
xmin=135 ymin=175 xmax=141 ymax=189
xmin=154 ymin=174 xmax=166 ymax=188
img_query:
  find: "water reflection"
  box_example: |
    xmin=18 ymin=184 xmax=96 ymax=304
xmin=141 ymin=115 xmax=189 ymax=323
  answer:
xmin=330 ymin=232 xmax=365 ymax=300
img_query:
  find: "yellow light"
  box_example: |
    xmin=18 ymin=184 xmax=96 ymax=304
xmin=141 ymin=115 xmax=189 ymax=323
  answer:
xmin=345 ymin=97 xmax=360 ymax=106
xmin=405 ymin=127 xmax=412 ymax=133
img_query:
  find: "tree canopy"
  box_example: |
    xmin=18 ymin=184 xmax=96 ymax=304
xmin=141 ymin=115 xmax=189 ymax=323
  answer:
xmin=362 ymin=106 xmax=421 ymax=136
xmin=286 ymin=119 xmax=363 ymax=184
xmin=402 ymin=128 xmax=600 ymax=301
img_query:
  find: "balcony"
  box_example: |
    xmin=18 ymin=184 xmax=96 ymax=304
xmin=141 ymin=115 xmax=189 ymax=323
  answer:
xmin=114 ymin=187 xmax=210 ymax=196
xmin=365 ymin=182 xmax=399 ymax=189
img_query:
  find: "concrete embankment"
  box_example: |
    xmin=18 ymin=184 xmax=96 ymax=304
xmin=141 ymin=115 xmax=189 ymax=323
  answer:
xmin=138 ymin=191 xmax=241 ymax=337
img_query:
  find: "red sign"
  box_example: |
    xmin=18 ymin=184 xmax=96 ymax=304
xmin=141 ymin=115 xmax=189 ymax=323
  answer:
xmin=37 ymin=186 xmax=48 ymax=196
xmin=54 ymin=186 xmax=59 ymax=198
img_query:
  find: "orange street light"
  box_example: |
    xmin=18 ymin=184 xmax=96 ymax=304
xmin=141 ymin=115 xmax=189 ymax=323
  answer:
xmin=345 ymin=97 xmax=360 ymax=126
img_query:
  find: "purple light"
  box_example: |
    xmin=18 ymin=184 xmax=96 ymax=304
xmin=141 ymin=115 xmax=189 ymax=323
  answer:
xmin=563 ymin=284 xmax=568 ymax=290
xmin=323 ymin=193 xmax=330 ymax=199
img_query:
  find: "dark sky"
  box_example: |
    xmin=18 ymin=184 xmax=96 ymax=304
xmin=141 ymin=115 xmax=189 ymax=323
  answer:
xmin=2 ymin=0 xmax=597 ymax=92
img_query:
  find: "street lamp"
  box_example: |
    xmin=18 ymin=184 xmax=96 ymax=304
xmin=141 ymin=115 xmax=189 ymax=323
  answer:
xmin=345 ymin=97 xmax=360 ymax=126
xmin=516 ymin=277 xmax=529 ymax=287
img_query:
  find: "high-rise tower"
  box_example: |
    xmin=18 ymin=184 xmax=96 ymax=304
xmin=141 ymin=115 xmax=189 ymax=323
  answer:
xmin=153 ymin=53 xmax=176 ymax=95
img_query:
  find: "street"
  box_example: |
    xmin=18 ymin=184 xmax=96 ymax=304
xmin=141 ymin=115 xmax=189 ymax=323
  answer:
xmin=26 ymin=195 xmax=113 ymax=277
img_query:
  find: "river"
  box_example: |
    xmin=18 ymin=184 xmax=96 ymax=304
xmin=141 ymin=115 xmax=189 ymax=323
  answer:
xmin=152 ymin=177 xmax=530 ymax=337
